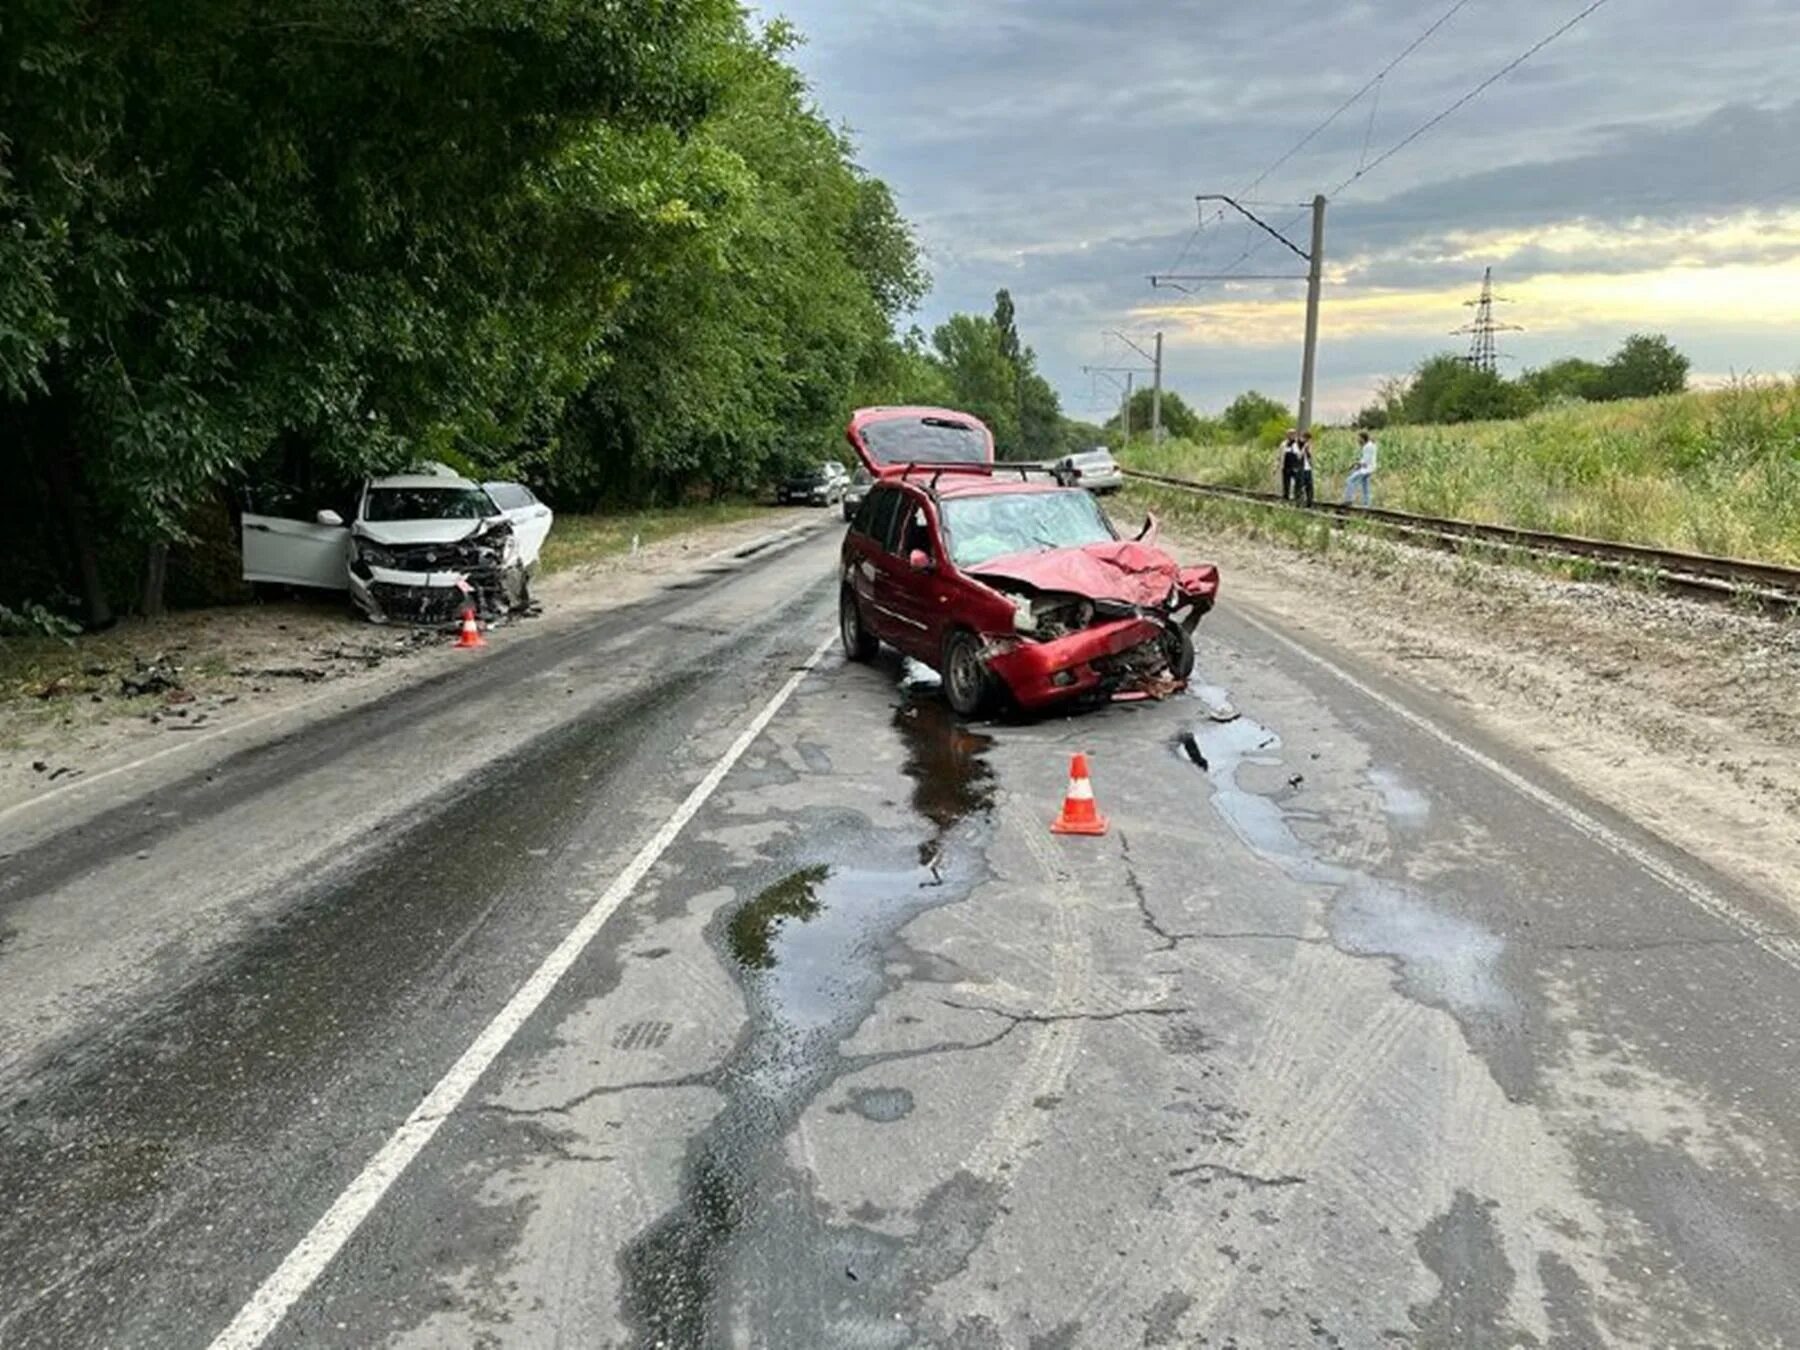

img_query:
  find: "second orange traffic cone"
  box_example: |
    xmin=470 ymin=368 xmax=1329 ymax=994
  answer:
xmin=454 ymin=605 xmax=486 ymax=649
xmin=1051 ymin=752 xmax=1108 ymax=836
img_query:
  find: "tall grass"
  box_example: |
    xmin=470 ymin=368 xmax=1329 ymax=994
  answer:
xmin=1124 ymin=379 xmax=1800 ymax=564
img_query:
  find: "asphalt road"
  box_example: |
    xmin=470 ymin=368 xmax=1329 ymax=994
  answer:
xmin=3 ymin=524 xmax=1799 ymax=1348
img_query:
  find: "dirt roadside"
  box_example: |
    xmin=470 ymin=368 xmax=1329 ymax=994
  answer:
xmin=0 ymin=508 xmax=832 ymax=818
xmin=1161 ymin=520 xmax=1800 ymax=914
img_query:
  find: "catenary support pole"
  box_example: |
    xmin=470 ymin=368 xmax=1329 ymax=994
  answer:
xmin=1298 ymin=194 xmax=1327 ymax=433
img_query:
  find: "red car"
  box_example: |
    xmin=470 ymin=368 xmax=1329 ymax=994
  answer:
xmin=838 ymin=406 xmax=1220 ymax=717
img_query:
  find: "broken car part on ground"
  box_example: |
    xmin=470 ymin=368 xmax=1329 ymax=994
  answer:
xmin=838 ymin=405 xmax=1220 ymax=716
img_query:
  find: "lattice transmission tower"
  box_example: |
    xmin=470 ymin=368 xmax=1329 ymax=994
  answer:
xmin=1452 ymin=267 xmax=1523 ymax=373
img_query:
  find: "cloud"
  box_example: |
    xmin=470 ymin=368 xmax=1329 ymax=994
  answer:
xmin=761 ymin=0 xmax=1800 ymax=412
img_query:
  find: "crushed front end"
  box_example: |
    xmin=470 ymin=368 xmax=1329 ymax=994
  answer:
xmin=347 ymin=523 xmax=526 ymax=625
xmin=976 ymin=555 xmax=1221 ymax=710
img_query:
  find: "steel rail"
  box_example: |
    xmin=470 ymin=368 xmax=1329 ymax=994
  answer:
xmin=1124 ymin=468 xmax=1800 ymax=611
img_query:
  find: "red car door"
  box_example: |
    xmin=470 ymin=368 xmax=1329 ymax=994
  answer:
xmin=883 ymin=492 xmax=954 ymax=662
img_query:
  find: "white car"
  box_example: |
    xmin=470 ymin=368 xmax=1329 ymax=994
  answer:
xmin=1056 ymin=448 xmax=1126 ymax=495
xmin=241 ymin=468 xmax=551 ymax=624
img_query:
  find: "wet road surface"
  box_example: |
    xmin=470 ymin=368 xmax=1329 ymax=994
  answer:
xmin=4 ymin=526 xmax=1800 ymax=1347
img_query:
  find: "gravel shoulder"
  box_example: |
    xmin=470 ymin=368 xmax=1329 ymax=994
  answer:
xmin=1161 ymin=515 xmax=1800 ymax=914
xmin=0 ymin=508 xmax=831 ymax=821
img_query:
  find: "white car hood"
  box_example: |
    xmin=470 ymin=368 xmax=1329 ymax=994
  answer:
xmin=353 ymin=517 xmax=502 ymax=546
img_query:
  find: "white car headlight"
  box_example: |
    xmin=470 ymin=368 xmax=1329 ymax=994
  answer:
xmin=1011 ymin=595 xmax=1037 ymax=634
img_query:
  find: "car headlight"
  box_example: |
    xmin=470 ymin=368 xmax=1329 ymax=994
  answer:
xmin=1011 ymin=595 xmax=1037 ymax=634
xmin=356 ymin=539 xmax=401 ymax=568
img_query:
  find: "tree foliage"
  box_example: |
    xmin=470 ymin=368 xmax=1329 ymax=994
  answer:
xmin=1 ymin=4 xmax=931 ymax=620
xmin=1221 ymin=391 xmax=1292 ymax=439
xmin=1599 ymin=333 xmax=1690 ymax=400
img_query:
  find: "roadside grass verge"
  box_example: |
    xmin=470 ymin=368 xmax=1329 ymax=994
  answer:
xmin=539 ymin=502 xmax=769 ymax=574
xmin=1124 ymin=379 xmax=1800 ymax=565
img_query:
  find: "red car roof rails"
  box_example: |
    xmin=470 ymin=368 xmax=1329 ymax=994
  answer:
xmin=905 ymin=461 xmax=1070 ymax=494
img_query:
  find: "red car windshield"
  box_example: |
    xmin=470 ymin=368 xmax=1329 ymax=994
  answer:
xmin=939 ymin=490 xmax=1115 ymax=569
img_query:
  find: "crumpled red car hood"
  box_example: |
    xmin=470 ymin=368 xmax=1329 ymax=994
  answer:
xmin=969 ymin=540 xmax=1207 ymax=608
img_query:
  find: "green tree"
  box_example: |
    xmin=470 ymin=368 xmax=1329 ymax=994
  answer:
xmin=1112 ymin=387 xmax=1204 ymax=441
xmin=1016 ymin=365 xmax=1063 ymax=460
xmin=1222 ymin=391 xmax=1293 ymax=439
xmin=1599 ymin=333 xmax=1690 ymax=400
xmin=1401 ymin=355 xmax=1533 ymax=425
xmin=932 ymin=314 xmax=1021 ymax=455
xmin=1522 ymin=357 xmax=1607 ymax=404
xmin=3 ymin=0 xmax=745 ymax=621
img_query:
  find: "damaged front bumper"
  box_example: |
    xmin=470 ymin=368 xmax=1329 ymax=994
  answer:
xmin=348 ymin=563 xmax=524 ymax=625
xmin=985 ymin=616 xmax=1170 ymax=710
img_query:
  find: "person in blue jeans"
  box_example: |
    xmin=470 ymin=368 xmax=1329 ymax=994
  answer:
xmin=1345 ymin=430 xmax=1377 ymax=505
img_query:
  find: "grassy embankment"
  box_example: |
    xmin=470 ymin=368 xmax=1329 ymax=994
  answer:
xmin=537 ymin=502 xmax=767 ymax=574
xmin=1123 ymin=380 xmax=1800 ymax=566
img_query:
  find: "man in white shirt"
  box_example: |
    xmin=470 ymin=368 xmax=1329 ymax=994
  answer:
xmin=1345 ymin=430 xmax=1377 ymax=506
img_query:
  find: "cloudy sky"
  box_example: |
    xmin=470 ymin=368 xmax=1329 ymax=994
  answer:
xmin=759 ymin=0 xmax=1800 ymax=421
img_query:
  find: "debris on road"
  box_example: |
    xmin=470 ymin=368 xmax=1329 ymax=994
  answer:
xmin=1178 ymin=731 xmax=1210 ymax=772
xmin=119 ymin=657 xmax=182 ymax=697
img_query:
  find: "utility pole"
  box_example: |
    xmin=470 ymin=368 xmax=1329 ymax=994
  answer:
xmin=1104 ymin=330 xmax=1165 ymax=442
xmin=1084 ymin=363 xmax=1151 ymax=452
xmin=1150 ymin=192 xmax=1324 ymax=432
xmin=1153 ymin=331 xmax=1164 ymax=443
xmin=1298 ymin=194 xmax=1326 ymax=434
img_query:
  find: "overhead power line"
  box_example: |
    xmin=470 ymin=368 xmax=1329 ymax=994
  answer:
xmin=1241 ymin=0 xmax=1476 ymax=202
xmin=1328 ymin=0 xmax=1613 ymax=198
xmin=1160 ymin=0 xmax=1476 ymax=277
xmin=1197 ymin=0 xmax=1614 ymax=285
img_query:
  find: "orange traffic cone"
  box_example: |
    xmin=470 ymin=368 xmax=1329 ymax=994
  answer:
xmin=1051 ymin=752 xmax=1108 ymax=836
xmin=454 ymin=605 xmax=486 ymax=649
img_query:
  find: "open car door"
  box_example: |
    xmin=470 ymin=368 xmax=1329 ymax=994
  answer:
xmin=241 ymin=513 xmax=351 ymax=591
xmin=484 ymin=482 xmax=554 ymax=567
xmin=845 ymin=407 xmax=995 ymax=479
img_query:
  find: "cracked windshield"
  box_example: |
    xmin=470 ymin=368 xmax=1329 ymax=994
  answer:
xmin=4 ymin=1 xmax=1798 ymax=1347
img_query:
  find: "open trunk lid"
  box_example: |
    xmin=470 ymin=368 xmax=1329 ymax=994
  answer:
xmin=846 ymin=406 xmax=994 ymax=479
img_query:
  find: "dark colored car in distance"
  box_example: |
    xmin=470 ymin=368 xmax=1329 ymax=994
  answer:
xmin=838 ymin=406 xmax=1220 ymax=717
xmin=779 ymin=461 xmax=849 ymax=506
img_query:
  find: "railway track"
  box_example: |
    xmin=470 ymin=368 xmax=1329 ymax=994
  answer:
xmin=1124 ymin=468 xmax=1800 ymax=612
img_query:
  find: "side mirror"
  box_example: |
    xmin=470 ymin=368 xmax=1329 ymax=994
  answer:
xmin=316 ymin=509 xmax=345 ymax=527
xmin=1135 ymin=512 xmax=1159 ymax=543
xmin=907 ymin=548 xmax=935 ymax=573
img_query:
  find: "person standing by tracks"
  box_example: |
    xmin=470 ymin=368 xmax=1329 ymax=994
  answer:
xmin=1345 ymin=430 xmax=1378 ymax=506
xmin=1279 ymin=428 xmax=1303 ymax=501
xmin=1293 ymin=431 xmax=1316 ymax=506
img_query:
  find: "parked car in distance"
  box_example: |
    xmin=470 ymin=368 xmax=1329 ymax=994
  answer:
xmin=842 ymin=467 xmax=874 ymax=521
xmin=242 ymin=465 xmax=545 ymax=624
xmin=839 ymin=407 xmax=1219 ymax=717
xmin=779 ymin=461 xmax=849 ymax=506
xmin=1056 ymin=447 xmax=1125 ymax=494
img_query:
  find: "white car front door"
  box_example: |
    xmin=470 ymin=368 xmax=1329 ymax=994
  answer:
xmin=241 ymin=514 xmax=351 ymax=590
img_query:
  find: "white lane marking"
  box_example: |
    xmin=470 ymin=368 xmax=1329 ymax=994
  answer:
xmin=208 ymin=631 xmax=838 ymax=1350
xmin=1232 ymin=608 xmax=1800 ymax=972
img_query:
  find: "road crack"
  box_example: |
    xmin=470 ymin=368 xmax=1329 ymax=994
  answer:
xmin=1121 ymin=832 xmax=1324 ymax=951
xmin=479 ymin=1070 xmax=708 ymax=1118
xmin=1168 ymin=1161 xmax=1306 ymax=1189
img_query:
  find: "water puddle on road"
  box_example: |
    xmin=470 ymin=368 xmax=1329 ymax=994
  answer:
xmin=1179 ymin=684 xmax=1513 ymax=1026
xmin=619 ymin=692 xmax=994 ymax=1347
